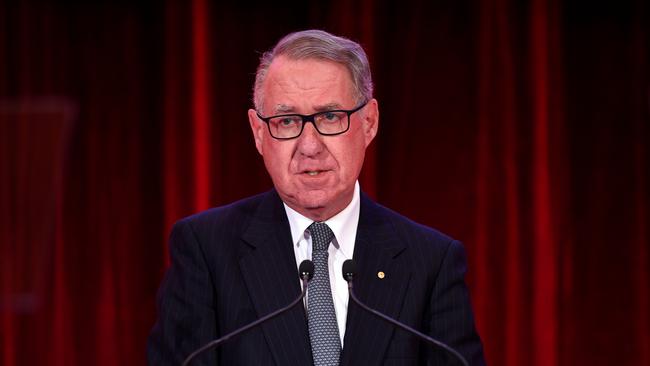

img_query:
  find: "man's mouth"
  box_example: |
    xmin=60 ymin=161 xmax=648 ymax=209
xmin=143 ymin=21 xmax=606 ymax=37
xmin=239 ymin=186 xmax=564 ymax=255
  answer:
xmin=301 ymin=168 xmax=333 ymax=176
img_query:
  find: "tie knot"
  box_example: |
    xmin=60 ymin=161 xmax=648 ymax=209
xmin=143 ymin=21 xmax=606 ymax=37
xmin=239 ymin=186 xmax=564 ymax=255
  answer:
xmin=308 ymin=222 xmax=334 ymax=251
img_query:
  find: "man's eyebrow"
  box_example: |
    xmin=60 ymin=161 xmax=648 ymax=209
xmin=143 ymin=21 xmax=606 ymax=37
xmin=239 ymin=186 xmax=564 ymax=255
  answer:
xmin=274 ymin=104 xmax=295 ymax=114
xmin=273 ymin=103 xmax=343 ymax=114
xmin=313 ymin=103 xmax=343 ymax=112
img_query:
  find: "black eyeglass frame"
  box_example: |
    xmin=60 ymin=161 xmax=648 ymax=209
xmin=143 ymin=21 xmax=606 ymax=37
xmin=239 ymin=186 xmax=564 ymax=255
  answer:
xmin=255 ymin=100 xmax=368 ymax=140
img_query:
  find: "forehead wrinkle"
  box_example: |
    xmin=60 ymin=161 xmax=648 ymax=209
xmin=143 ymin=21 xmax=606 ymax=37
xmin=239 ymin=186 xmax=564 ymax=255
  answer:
xmin=262 ymin=58 xmax=355 ymax=115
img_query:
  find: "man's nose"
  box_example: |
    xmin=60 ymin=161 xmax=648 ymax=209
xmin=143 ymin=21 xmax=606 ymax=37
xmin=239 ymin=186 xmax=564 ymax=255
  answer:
xmin=296 ymin=122 xmax=325 ymax=156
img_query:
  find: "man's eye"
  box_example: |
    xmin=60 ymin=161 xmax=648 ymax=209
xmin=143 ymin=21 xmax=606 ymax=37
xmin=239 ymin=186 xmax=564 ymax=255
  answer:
xmin=321 ymin=112 xmax=342 ymax=122
xmin=276 ymin=117 xmax=300 ymax=127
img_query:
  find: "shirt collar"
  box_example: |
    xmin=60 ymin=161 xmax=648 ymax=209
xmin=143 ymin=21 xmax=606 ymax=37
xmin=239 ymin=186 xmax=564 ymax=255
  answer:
xmin=283 ymin=181 xmax=360 ymax=258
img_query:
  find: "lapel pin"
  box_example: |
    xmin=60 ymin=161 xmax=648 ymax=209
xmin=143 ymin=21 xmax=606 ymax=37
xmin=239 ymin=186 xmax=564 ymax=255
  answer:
xmin=377 ymin=271 xmax=385 ymax=279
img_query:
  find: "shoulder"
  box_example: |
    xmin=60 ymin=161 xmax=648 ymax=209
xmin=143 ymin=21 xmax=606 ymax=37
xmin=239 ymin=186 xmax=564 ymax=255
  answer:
xmin=362 ymin=194 xmax=454 ymax=242
xmin=180 ymin=190 xmax=270 ymax=224
xmin=171 ymin=190 xmax=277 ymax=240
xmin=360 ymin=193 xmax=464 ymax=262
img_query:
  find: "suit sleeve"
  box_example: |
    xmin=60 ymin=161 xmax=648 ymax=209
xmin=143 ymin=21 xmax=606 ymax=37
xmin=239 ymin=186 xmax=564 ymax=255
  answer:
xmin=427 ymin=240 xmax=486 ymax=365
xmin=147 ymin=220 xmax=219 ymax=366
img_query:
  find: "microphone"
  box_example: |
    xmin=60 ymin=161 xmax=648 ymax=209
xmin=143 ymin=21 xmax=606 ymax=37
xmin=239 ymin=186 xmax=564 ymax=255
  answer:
xmin=182 ymin=260 xmax=315 ymax=366
xmin=342 ymin=260 xmax=469 ymax=366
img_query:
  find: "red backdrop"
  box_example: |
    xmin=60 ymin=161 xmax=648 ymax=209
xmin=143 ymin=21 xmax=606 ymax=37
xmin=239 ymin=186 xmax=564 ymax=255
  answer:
xmin=1 ymin=0 xmax=648 ymax=365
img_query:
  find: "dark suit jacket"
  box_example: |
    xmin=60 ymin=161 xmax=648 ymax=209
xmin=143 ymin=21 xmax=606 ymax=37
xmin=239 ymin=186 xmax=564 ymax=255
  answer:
xmin=147 ymin=190 xmax=485 ymax=365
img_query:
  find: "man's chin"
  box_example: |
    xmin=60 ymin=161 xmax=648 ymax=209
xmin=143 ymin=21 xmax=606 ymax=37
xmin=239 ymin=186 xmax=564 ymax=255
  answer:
xmin=293 ymin=189 xmax=355 ymax=221
xmin=296 ymin=193 xmax=329 ymax=211
xmin=283 ymin=191 xmax=332 ymax=217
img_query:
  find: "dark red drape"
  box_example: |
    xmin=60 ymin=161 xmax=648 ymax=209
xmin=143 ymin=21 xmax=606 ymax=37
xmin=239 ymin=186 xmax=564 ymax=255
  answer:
xmin=1 ymin=0 xmax=648 ymax=365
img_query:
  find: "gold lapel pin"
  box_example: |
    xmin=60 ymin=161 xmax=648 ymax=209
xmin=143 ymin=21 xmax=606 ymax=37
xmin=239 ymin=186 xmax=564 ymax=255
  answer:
xmin=377 ymin=271 xmax=385 ymax=279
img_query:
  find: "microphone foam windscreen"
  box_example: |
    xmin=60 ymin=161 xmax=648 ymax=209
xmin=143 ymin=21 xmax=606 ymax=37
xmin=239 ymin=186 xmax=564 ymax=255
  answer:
xmin=299 ymin=260 xmax=314 ymax=280
xmin=342 ymin=259 xmax=356 ymax=282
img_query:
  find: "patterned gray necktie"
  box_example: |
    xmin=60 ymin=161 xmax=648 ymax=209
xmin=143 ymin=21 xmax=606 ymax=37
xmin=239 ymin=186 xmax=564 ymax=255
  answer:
xmin=307 ymin=222 xmax=341 ymax=366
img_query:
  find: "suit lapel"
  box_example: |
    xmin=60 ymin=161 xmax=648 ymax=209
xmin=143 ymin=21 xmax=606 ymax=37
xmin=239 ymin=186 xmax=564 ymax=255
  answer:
xmin=239 ymin=190 xmax=312 ymax=365
xmin=341 ymin=194 xmax=410 ymax=366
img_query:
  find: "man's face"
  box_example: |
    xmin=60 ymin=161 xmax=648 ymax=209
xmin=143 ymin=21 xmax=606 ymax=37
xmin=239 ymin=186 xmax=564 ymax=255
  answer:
xmin=248 ymin=56 xmax=379 ymax=221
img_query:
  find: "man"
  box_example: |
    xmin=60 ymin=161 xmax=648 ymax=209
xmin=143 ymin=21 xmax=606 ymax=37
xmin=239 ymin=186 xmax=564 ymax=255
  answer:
xmin=148 ymin=29 xmax=485 ymax=365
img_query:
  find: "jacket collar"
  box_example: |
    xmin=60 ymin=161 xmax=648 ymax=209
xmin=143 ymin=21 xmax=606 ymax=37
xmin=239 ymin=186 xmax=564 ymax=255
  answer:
xmin=239 ymin=190 xmax=410 ymax=366
xmin=239 ymin=190 xmax=312 ymax=365
xmin=340 ymin=192 xmax=409 ymax=365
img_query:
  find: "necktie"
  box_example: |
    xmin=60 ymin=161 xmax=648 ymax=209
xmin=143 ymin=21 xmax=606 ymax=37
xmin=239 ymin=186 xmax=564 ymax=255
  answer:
xmin=307 ymin=222 xmax=341 ymax=366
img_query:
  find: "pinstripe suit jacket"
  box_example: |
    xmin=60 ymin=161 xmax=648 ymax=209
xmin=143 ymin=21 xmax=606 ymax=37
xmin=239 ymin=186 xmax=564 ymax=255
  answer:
xmin=147 ymin=189 xmax=485 ymax=365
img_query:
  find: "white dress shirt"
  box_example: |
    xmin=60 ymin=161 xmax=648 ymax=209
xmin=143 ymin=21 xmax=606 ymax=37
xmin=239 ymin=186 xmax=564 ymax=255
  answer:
xmin=283 ymin=181 xmax=360 ymax=347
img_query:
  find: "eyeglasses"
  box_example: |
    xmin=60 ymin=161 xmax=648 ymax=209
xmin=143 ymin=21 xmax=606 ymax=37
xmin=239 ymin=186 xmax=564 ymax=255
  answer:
xmin=256 ymin=101 xmax=368 ymax=140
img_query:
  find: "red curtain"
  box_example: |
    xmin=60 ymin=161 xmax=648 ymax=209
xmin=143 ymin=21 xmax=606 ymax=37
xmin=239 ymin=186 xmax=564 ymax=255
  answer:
xmin=1 ymin=0 xmax=648 ymax=365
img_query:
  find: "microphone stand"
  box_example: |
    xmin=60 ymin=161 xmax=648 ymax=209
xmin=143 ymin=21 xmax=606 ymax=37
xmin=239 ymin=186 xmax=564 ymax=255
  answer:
xmin=182 ymin=274 xmax=311 ymax=366
xmin=347 ymin=280 xmax=469 ymax=366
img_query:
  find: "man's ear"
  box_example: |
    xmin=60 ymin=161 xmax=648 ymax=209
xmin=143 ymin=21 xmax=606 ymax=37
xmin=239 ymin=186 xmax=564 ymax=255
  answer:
xmin=362 ymin=98 xmax=379 ymax=147
xmin=248 ymin=109 xmax=265 ymax=155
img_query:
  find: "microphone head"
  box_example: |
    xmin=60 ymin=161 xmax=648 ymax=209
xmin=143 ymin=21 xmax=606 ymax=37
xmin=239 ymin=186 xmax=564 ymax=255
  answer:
xmin=299 ymin=260 xmax=314 ymax=281
xmin=342 ymin=259 xmax=356 ymax=282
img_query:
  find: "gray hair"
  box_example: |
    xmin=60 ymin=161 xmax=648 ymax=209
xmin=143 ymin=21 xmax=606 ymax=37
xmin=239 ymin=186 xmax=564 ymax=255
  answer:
xmin=253 ymin=29 xmax=373 ymax=114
